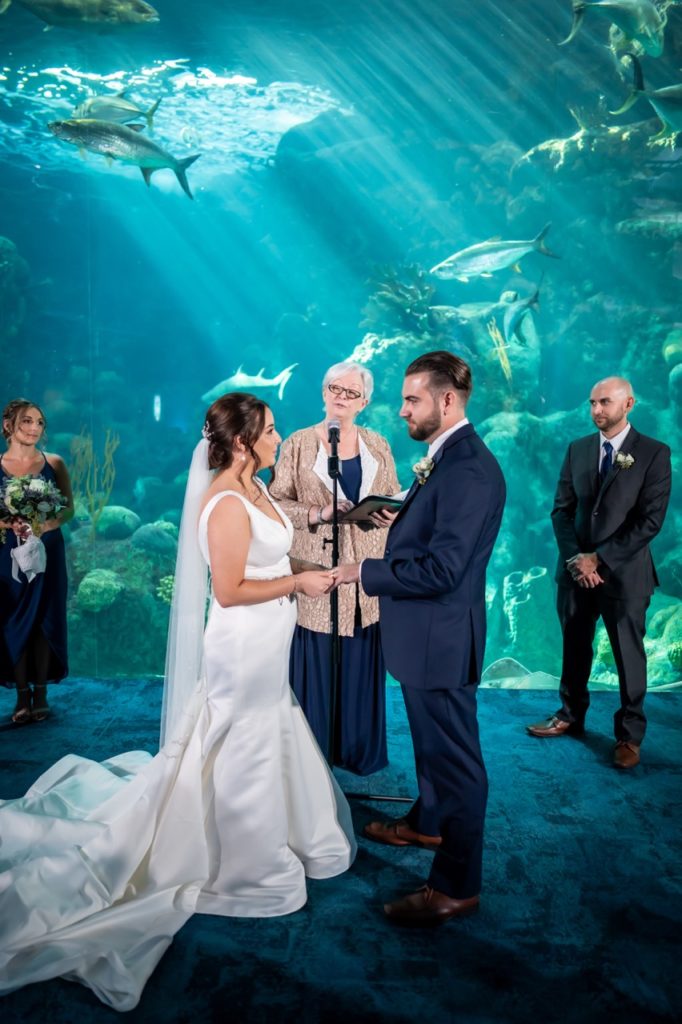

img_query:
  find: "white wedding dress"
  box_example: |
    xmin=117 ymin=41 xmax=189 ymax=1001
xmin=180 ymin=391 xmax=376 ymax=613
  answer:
xmin=0 ymin=488 xmax=356 ymax=1011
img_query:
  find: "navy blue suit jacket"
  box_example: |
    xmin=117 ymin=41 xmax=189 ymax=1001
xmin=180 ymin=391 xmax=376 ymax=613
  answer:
xmin=362 ymin=424 xmax=506 ymax=690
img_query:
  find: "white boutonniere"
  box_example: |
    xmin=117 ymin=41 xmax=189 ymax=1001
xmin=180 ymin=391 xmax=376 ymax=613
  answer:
xmin=412 ymin=455 xmax=435 ymax=485
xmin=615 ymin=451 xmax=635 ymax=470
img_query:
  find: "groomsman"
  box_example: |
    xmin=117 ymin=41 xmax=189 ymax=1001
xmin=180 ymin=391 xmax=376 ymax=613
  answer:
xmin=528 ymin=377 xmax=672 ymax=768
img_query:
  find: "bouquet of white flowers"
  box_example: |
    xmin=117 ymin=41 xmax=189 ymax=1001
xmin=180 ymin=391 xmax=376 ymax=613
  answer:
xmin=0 ymin=474 xmax=68 ymax=582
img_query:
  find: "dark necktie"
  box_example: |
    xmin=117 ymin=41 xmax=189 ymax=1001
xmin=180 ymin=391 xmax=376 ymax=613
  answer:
xmin=600 ymin=440 xmax=613 ymax=482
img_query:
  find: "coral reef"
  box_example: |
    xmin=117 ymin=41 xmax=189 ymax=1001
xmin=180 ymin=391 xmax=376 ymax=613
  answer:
xmin=76 ymin=569 xmax=125 ymax=613
xmin=96 ymin=505 xmax=142 ymax=539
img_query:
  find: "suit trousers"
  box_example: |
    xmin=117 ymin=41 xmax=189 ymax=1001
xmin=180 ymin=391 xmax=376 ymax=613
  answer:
xmin=556 ymin=584 xmax=650 ymax=744
xmin=402 ymin=683 xmax=487 ymax=899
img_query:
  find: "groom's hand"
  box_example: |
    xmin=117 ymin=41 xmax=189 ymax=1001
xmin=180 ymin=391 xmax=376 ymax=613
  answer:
xmin=330 ymin=563 xmax=361 ymax=589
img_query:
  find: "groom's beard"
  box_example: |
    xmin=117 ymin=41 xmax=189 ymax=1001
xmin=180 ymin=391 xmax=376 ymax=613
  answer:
xmin=407 ymin=411 xmax=442 ymax=442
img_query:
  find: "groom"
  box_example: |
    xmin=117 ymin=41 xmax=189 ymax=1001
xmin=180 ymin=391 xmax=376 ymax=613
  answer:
xmin=333 ymin=351 xmax=505 ymax=925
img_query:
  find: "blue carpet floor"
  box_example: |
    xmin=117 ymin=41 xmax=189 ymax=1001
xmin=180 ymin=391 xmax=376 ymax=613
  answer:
xmin=1 ymin=680 xmax=681 ymax=1024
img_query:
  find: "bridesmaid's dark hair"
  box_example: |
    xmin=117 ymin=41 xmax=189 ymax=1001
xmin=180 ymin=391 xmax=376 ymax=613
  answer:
xmin=204 ymin=392 xmax=269 ymax=476
xmin=2 ymin=398 xmax=48 ymax=443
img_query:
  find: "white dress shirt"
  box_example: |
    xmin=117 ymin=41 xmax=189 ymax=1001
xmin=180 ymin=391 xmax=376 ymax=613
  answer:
xmin=427 ymin=418 xmax=470 ymax=461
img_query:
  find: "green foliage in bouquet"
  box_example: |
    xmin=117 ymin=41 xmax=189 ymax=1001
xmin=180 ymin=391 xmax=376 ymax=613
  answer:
xmin=0 ymin=474 xmax=67 ymax=542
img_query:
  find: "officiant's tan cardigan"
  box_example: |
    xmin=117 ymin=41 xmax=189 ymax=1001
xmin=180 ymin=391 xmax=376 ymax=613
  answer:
xmin=270 ymin=426 xmax=400 ymax=636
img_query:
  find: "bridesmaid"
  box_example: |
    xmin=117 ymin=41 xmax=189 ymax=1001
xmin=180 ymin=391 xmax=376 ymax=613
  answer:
xmin=0 ymin=398 xmax=73 ymax=723
xmin=271 ymin=361 xmax=400 ymax=775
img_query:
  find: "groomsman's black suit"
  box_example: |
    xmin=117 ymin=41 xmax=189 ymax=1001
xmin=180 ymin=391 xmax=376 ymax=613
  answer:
xmin=362 ymin=424 xmax=505 ymax=899
xmin=551 ymin=425 xmax=671 ymax=743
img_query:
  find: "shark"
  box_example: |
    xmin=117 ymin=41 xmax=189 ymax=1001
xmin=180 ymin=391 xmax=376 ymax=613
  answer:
xmin=611 ymin=52 xmax=682 ymax=138
xmin=502 ymin=280 xmax=542 ymax=345
xmin=559 ymin=0 xmax=666 ymax=58
xmin=202 ymin=363 xmax=298 ymax=404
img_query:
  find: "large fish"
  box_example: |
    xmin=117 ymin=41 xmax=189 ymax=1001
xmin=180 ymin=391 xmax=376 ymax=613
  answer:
xmin=559 ymin=0 xmax=665 ymax=57
xmin=611 ymin=52 xmax=682 ymax=137
xmin=48 ymin=119 xmax=200 ymax=198
xmin=502 ymin=281 xmax=542 ymax=345
xmin=202 ymin=364 xmax=298 ymax=404
xmin=73 ymin=92 xmax=161 ymax=132
xmin=0 ymin=0 xmax=159 ymax=28
xmin=430 ymin=225 xmax=559 ymax=283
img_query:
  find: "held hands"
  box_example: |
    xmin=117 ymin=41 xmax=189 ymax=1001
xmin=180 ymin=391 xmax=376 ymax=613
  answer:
xmin=329 ymin=563 xmax=361 ymax=590
xmin=567 ymin=553 xmax=603 ymax=589
xmin=294 ymin=570 xmax=336 ymax=598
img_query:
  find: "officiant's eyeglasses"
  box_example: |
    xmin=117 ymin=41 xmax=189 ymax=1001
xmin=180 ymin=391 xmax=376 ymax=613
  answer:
xmin=327 ymin=383 xmax=363 ymax=400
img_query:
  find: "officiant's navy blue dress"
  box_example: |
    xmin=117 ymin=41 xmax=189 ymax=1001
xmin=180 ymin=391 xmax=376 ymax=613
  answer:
xmin=289 ymin=455 xmax=388 ymax=776
xmin=0 ymin=457 xmax=68 ymax=688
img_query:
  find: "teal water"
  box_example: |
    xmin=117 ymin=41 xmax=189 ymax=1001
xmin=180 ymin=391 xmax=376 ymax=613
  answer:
xmin=0 ymin=0 xmax=680 ymax=685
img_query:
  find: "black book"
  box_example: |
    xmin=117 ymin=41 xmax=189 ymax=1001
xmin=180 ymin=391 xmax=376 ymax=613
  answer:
xmin=338 ymin=494 xmax=404 ymax=524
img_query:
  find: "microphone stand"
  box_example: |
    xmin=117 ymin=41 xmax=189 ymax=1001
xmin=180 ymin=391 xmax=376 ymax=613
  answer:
xmin=323 ymin=422 xmax=341 ymax=767
xmin=323 ymin=420 xmax=411 ymax=805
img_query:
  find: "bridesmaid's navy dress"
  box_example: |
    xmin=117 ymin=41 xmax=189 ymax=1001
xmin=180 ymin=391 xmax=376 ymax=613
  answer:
xmin=289 ymin=455 xmax=388 ymax=776
xmin=0 ymin=456 xmax=68 ymax=688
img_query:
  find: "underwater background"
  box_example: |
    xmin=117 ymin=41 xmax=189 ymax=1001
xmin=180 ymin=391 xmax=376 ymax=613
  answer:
xmin=0 ymin=0 xmax=680 ymax=688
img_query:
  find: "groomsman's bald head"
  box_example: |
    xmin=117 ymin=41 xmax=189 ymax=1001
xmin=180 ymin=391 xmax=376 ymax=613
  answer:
xmin=590 ymin=377 xmax=635 ymax=437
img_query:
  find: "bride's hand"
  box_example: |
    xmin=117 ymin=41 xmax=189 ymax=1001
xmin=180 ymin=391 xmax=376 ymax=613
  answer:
xmin=295 ymin=571 xmax=335 ymax=597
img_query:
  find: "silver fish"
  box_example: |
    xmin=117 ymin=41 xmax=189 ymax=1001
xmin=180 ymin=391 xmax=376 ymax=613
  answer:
xmin=0 ymin=0 xmax=159 ymax=28
xmin=611 ymin=52 xmax=682 ymax=138
xmin=430 ymin=225 xmax=559 ymax=283
xmin=202 ymin=364 xmax=298 ymax=404
xmin=559 ymin=0 xmax=665 ymax=57
xmin=48 ymin=119 xmax=200 ymax=198
xmin=73 ymin=92 xmax=161 ymax=132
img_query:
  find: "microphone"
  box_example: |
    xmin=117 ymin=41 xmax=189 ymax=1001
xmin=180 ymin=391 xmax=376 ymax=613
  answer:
xmin=327 ymin=419 xmax=340 ymax=478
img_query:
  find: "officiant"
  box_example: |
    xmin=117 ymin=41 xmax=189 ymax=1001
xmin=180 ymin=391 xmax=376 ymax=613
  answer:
xmin=271 ymin=361 xmax=400 ymax=775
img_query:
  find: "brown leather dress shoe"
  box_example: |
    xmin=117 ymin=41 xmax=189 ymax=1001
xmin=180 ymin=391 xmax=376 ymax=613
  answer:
xmin=526 ymin=715 xmax=583 ymax=738
xmin=384 ymin=885 xmax=480 ymax=927
xmin=363 ymin=818 xmax=442 ymax=849
xmin=614 ymin=741 xmax=640 ymax=769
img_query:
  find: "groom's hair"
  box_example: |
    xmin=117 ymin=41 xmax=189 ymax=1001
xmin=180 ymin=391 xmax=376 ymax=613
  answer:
xmin=405 ymin=351 xmax=472 ymax=403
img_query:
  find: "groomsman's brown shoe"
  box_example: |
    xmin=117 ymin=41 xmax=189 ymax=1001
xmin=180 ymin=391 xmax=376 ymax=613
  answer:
xmin=364 ymin=818 xmax=441 ymax=849
xmin=614 ymin=741 xmax=640 ymax=769
xmin=526 ymin=715 xmax=583 ymax=738
xmin=384 ymin=885 xmax=479 ymax=926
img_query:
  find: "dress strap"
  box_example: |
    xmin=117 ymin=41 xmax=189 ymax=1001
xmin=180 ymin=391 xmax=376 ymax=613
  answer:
xmin=0 ymin=452 xmax=48 ymax=478
xmin=199 ymin=490 xmax=253 ymax=528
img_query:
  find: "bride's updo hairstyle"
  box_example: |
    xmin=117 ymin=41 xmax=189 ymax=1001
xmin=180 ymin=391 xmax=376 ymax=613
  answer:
xmin=204 ymin=392 xmax=269 ymax=475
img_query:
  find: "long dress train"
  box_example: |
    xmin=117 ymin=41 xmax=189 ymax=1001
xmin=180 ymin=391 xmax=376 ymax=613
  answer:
xmin=0 ymin=488 xmax=356 ymax=1011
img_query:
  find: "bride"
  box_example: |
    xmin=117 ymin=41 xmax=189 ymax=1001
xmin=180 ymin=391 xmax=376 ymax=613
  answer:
xmin=0 ymin=392 xmax=356 ymax=1011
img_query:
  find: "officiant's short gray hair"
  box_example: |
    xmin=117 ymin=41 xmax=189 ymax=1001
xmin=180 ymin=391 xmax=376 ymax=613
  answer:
xmin=323 ymin=362 xmax=374 ymax=401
